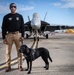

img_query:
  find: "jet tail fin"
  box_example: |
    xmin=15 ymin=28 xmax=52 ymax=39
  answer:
xmin=44 ymin=12 xmax=47 ymax=21
xmin=28 ymin=16 xmax=30 ymax=21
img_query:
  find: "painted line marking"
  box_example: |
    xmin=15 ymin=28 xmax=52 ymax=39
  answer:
xmin=0 ymin=38 xmax=38 ymax=70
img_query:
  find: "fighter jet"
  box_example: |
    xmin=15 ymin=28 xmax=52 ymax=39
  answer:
xmin=24 ymin=13 xmax=73 ymax=40
xmin=24 ymin=13 xmax=51 ymax=39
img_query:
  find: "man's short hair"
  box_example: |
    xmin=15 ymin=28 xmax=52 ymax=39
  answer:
xmin=9 ymin=3 xmax=16 ymax=9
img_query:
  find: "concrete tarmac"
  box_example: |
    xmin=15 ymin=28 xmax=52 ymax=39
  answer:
xmin=0 ymin=33 xmax=74 ymax=75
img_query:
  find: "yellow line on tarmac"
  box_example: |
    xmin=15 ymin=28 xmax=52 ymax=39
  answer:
xmin=0 ymin=38 xmax=38 ymax=70
xmin=0 ymin=64 xmax=6 ymax=69
xmin=33 ymin=38 xmax=38 ymax=49
xmin=0 ymin=56 xmax=24 ymax=69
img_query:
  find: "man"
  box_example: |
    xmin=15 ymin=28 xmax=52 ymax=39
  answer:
xmin=2 ymin=3 xmax=24 ymax=72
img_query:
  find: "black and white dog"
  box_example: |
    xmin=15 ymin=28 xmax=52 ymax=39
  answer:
xmin=19 ymin=45 xmax=52 ymax=74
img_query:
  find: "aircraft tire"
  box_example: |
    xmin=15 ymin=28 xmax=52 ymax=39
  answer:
xmin=34 ymin=37 xmax=39 ymax=41
xmin=34 ymin=37 xmax=36 ymax=41
xmin=46 ymin=34 xmax=48 ymax=39
xmin=26 ymin=34 xmax=29 ymax=39
xmin=37 ymin=37 xmax=39 ymax=41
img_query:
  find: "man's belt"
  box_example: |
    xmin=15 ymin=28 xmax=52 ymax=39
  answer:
xmin=8 ymin=31 xmax=19 ymax=34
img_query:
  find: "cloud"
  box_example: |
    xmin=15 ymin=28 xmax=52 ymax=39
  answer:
xmin=61 ymin=0 xmax=74 ymax=8
xmin=52 ymin=0 xmax=74 ymax=8
xmin=0 ymin=3 xmax=34 ymax=14
xmin=29 ymin=0 xmax=36 ymax=5
xmin=52 ymin=2 xmax=62 ymax=7
xmin=17 ymin=5 xmax=35 ymax=12
xmin=0 ymin=3 xmax=9 ymax=14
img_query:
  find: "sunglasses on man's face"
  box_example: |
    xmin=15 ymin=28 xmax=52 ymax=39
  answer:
xmin=10 ymin=6 xmax=16 ymax=8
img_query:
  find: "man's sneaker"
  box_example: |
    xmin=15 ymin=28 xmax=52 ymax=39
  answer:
xmin=5 ymin=67 xmax=11 ymax=72
xmin=18 ymin=66 xmax=23 ymax=71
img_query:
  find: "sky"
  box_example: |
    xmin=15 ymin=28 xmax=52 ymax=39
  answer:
xmin=0 ymin=0 xmax=74 ymax=30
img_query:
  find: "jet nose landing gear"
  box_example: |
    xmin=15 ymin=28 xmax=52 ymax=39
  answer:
xmin=34 ymin=37 xmax=39 ymax=41
xmin=46 ymin=34 xmax=48 ymax=39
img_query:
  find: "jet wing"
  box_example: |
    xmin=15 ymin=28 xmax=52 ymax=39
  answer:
xmin=45 ymin=26 xmax=61 ymax=32
xmin=24 ymin=21 xmax=60 ymax=32
xmin=24 ymin=21 xmax=32 ymax=32
xmin=24 ymin=21 xmax=50 ymax=32
xmin=24 ymin=21 xmax=74 ymax=32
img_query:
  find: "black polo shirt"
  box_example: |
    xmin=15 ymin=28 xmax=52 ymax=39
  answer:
xmin=2 ymin=13 xmax=24 ymax=39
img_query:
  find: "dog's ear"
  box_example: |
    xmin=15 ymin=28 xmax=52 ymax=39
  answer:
xmin=24 ymin=45 xmax=30 ymax=53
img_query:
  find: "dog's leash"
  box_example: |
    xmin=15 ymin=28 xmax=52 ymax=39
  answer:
xmin=21 ymin=40 xmax=25 ymax=63
xmin=22 ymin=57 xmax=25 ymax=63
xmin=20 ymin=40 xmax=28 ymax=63
xmin=22 ymin=54 xmax=28 ymax=63
xmin=21 ymin=40 xmax=23 ymax=45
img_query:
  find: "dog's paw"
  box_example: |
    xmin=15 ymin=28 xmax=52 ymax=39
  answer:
xmin=50 ymin=58 xmax=53 ymax=62
xmin=45 ymin=65 xmax=49 ymax=70
xmin=27 ymin=71 xmax=31 ymax=74
xmin=46 ymin=66 xmax=49 ymax=70
xmin=44 ymin=66 xmax=46 ymax=68
xmin=51 ymin=59 xmax=53 ymax=62
xmin=46 ymin=67 xmax=49 ymax=70
xmin=25 ymin=69 xmax=28 ymax=71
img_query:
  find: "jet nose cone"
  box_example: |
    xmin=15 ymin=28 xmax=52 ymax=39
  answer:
xmin=33 ymin=13 xmax=39 ymax=18
xmin=31 ymin=13 xmax=41 ymax=30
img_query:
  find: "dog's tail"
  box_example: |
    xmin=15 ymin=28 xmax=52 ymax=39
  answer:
xmin=48 ymin=55 xmax=52 ymax=62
